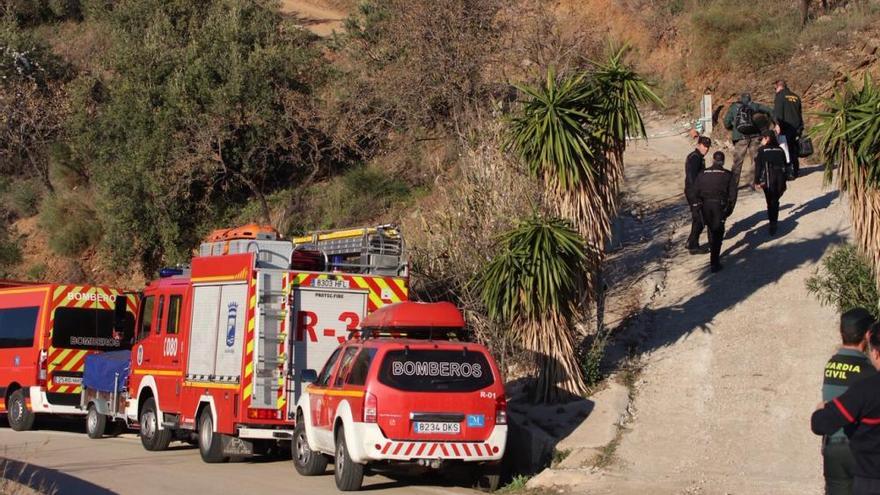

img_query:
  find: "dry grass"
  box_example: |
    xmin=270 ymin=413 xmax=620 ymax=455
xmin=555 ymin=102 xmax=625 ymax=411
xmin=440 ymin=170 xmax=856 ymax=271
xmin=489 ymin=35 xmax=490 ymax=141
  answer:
xmin=0 ymin=459 xmax=57 ymax=495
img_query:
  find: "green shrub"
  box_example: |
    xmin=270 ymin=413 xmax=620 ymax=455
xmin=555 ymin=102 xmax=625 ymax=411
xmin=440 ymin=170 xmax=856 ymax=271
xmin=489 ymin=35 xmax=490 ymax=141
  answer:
xmin=26 ymin=262 xmax=47 ymax=281
xmin=289 ymin=166 xmax=414 ymax=232
xmin=690 ymin=0 xmax=799 ymax=71
xmin=5 ymin=180 xmax=42 ymax=218
xmin=806 ymin=244 xmax=879 ymax=319
xmin=0 ymin=230 xmax=22 ymax=271
xmin=39 ymin=194 xmax=101 ymax=256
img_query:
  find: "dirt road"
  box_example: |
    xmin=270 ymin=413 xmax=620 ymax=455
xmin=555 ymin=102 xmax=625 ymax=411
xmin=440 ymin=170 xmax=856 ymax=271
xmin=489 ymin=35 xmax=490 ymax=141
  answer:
xmin=0 ymin=423 xmax=472 ymax=495
xmin=576 ymin=126 xmax=846 ymax=494
xmin=279 ymin=0 xmax=347 ymax=37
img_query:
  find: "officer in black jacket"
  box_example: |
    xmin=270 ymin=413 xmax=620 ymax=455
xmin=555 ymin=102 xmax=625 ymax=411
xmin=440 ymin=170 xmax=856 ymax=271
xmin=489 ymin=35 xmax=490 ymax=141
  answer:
xmin=822 ymin=309 xmax=877 ymax=495
xmin=774 ymin=80 xmax=804 ymax=178
xmin=813 ymin=326 xmax=880 ymax=495
xmin=693 ymin=151 xmax=734 ymax=273
xmin=753 ymin=129 xmax=788 ymax=236
xmin=685 ymin=136 xmax=711 ymax=254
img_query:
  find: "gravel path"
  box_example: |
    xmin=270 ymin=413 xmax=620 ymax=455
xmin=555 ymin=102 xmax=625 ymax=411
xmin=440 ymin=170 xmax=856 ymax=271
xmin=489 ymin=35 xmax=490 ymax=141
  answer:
xmin=578 ymin=125 xmax=847 ymax=494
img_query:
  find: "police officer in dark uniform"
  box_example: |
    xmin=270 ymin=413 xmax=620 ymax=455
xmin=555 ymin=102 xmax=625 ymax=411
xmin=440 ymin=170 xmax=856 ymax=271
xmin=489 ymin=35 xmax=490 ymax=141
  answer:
xmin=813 ymin=325 xmax=880 ymax=495
xmin=753 ymin=129 xmax=788 ymax=236
xmin=821 ymin=308 xmax=877 ymax=495
xmin=685 ymin=136 xmax=711 ymax=254
xmin=693 ymin=151 xmax=734 ymax=273
xmin=774 ymin=79 xmax=804 ymax=178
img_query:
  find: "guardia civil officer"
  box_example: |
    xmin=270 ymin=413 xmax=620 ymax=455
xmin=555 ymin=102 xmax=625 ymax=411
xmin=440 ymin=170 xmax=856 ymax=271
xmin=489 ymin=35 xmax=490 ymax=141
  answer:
xmin=684 ymin=136 xmax=711 ymax=254
xmin=812 ymin=326 xmax=880 ymax=495
xmin=773 ymin=79 xmax=804 ymax=178
xmin=753 ymin=129 xmax=788 ymax=236
xmin=821 ymin=308 xmax=877 ymax=495
xmin=693 ymin=151 xmax=734 ymax=273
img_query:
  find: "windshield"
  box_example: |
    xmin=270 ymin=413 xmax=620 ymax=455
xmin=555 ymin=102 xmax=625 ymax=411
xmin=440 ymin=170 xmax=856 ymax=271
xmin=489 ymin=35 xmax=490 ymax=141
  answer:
xmin=378 ymin=349 xmax=494 ymax=392
xmin=52 ymin=306 xmax=135 ymax=350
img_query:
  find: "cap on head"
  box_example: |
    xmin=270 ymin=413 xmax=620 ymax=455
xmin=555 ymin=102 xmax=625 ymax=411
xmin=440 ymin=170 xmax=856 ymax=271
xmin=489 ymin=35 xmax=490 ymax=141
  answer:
xmin=841 ymin=307 xmax=874 ymax=345
xmin=740 ymin=93 xmax=752 ymax=105
xmin=761 ymin=129 xmax=776 ymax=139
xmin=712 ymin=151 xmax=725 ymax=163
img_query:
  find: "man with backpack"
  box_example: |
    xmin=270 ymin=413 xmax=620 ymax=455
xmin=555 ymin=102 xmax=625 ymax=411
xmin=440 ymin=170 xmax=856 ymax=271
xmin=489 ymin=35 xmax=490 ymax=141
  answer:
xmin=773 ymin=79 xmax=804 ymax=179
xmin=723 ymin=93 xmax=774 ymax=211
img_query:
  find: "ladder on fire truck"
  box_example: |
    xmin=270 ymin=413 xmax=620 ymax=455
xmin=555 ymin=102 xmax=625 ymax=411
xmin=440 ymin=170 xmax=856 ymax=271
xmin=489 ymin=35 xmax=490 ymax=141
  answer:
xmin=197 ymin=224 xmax=408 ymax=410
xmin=292 ymin=224 xmax=406 ymax=277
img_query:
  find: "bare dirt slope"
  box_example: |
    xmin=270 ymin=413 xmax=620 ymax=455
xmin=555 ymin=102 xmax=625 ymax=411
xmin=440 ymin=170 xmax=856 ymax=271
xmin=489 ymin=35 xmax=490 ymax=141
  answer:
xmin=574 ymin=125 xmax=846 ymax=494
xmin=279 ymin=0 xmax=347 ymax=36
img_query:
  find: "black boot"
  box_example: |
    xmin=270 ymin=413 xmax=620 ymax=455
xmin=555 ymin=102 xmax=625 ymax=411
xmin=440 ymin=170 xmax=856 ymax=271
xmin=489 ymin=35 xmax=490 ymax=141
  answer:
xmin=710 ymin=262 xmax=723 ymax=273
xmin=769 ymin=223 xmax=778 ymax=236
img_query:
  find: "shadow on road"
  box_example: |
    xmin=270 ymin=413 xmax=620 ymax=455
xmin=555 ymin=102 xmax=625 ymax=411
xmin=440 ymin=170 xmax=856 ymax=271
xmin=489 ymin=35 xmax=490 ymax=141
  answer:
xmin=1 ymin=457 xmax=117 ymax=495
xmin=636 ymin=189 xmax=843 ymax=353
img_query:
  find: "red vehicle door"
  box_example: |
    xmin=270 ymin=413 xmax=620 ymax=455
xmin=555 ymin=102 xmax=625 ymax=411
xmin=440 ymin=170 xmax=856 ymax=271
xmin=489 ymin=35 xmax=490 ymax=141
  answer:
xmin=156 ymin=289 xmax=186 ymax=411
xmin=325 ymin=346 xmax=360 ymax=419
xmin=309 ymin=347 xmax=343 ymax=431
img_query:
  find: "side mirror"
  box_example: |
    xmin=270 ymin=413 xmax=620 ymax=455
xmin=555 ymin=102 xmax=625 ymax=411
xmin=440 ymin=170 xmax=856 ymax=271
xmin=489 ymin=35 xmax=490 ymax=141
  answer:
xmin=301 ymin=369 xmax=318 ymax=384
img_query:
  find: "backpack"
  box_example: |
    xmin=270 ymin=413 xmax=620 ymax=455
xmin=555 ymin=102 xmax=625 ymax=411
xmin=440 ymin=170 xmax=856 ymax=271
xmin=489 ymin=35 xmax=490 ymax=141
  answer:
xmin=733 ymin=103 xmax=758 ymax=135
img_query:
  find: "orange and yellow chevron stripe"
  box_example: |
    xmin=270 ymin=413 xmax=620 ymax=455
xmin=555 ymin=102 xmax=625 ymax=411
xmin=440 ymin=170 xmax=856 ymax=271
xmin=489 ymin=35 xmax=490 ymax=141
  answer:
xmin=46 ymin=286 xmax=132 ymax=395
xmin=242 ymin=274 xmax=258 ymax=402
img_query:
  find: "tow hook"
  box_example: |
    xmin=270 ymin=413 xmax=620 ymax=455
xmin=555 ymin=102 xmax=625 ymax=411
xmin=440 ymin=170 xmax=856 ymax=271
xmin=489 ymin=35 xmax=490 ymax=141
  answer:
xmin=416 ymin=459 xmax=443 ymax=469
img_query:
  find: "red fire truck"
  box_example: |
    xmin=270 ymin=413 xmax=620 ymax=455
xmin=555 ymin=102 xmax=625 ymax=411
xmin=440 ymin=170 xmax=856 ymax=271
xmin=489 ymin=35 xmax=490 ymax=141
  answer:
xmin=0 ymin=281 xmax=135 ymax=430
xmin=83 ymin=224 xmax=409 ymax=462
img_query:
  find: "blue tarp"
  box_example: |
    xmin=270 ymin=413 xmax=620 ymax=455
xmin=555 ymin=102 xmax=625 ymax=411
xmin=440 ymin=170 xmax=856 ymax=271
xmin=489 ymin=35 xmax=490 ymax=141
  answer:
xmin=82 ymin=350 xmax=131 ymax=393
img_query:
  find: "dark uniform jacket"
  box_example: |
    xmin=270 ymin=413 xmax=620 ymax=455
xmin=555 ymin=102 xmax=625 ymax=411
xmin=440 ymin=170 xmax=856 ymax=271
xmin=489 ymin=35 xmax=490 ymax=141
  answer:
xmin=754 ymin=145 xmax=788 ymax=193
xmin=823 ymin=348 xmax=877 ymax=441
xmin=684 ymin=149 xmax=705 ymax=205
xmin=693 ymin=164 xmax=734 ymax=213
xmin=773 ymin=88 xmax=803 ymax=136
xmin=813 ymin=372 xmax=880 ymax=479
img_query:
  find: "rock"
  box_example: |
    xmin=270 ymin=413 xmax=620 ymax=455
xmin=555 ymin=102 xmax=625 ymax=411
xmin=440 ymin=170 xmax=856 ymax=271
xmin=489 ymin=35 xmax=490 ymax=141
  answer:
xmin=556 ymin=381 xmax=630 ymax=453
xmin=527 ymin=468 xmax=594 ymax=490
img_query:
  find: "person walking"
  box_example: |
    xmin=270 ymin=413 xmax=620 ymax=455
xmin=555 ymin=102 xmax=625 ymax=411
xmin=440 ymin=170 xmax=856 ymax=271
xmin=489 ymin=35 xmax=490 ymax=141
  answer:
xmin=753 ymin=129 xmax=788 ymax=235
xmin=773 ymin=79 xmax=804 ymax=178
xmin=724 ymin=93 xmax=774 ymax=210
xmin=685 ymin=136 xmax=711 ymax=254
xmin=821 ymin=308 xmax=877 ymax=495
xmin=693 ymin=151 xmax=734 ymax=273
xmin=812 ymin=325 xmax=880 ymax=495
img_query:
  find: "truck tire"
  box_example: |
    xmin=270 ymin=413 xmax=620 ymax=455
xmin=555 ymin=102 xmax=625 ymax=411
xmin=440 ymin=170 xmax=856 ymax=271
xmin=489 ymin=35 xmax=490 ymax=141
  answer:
xmin=334 ymin=429 xmax=364 ymax=491
xmin=198 ymin=410 xmax=228 ymax=463
xmin=139 ymin=397 xmax=172 ymax=451
xmin=8 ymin=389 xmax=35 ymax=432
xmin=474 ymin=471 xmax=501 ymax=493
xmin=86 ymin=403 xmax=106 ymax=439
xmin=293 ymin=420 xmax=327 ymax=475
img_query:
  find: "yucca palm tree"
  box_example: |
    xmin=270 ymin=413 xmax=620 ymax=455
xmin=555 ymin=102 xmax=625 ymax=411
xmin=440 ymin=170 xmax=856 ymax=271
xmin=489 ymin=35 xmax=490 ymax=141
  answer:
xmin=496 ymin=48 xmax=659 ymax=400
xmin=812 ymin=75 xmax=880 ymax=295
xmin=505 ymin=48 xmax=660 ymax=287
xmin=477 ymin=216 xmax=588 ymax=402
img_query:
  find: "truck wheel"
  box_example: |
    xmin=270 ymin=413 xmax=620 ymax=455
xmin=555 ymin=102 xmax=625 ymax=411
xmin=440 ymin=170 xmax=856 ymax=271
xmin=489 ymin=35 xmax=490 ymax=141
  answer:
xmin=198 ymin=411 xmax=228 ymax=463
xmin=334 ymin=429 xmax=364 ymax=491
xmin=473 ymin=463 xmax=501 ymax=493
xmin=293 ymin=420 xmax=327 ymax=475
xmin=8 ymin=389 xmax=35 ymax=432
xmin=139 ymin=397 xmax=172 ymax=451
xmin=86 ymin=404 xmax=106 ymax=439
xmin=474 ymin=471 xmax=501 ymax=493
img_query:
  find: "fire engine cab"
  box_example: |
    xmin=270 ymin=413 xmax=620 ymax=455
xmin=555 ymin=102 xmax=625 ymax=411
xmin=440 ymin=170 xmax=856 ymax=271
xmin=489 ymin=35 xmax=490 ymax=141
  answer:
xmin=81 ymin=224 xmax=408 ymax=463
xmin=0 ymin=281 xmax=135 ymax=431
xmin=293 ymin=301 xmax=507 ymax=492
